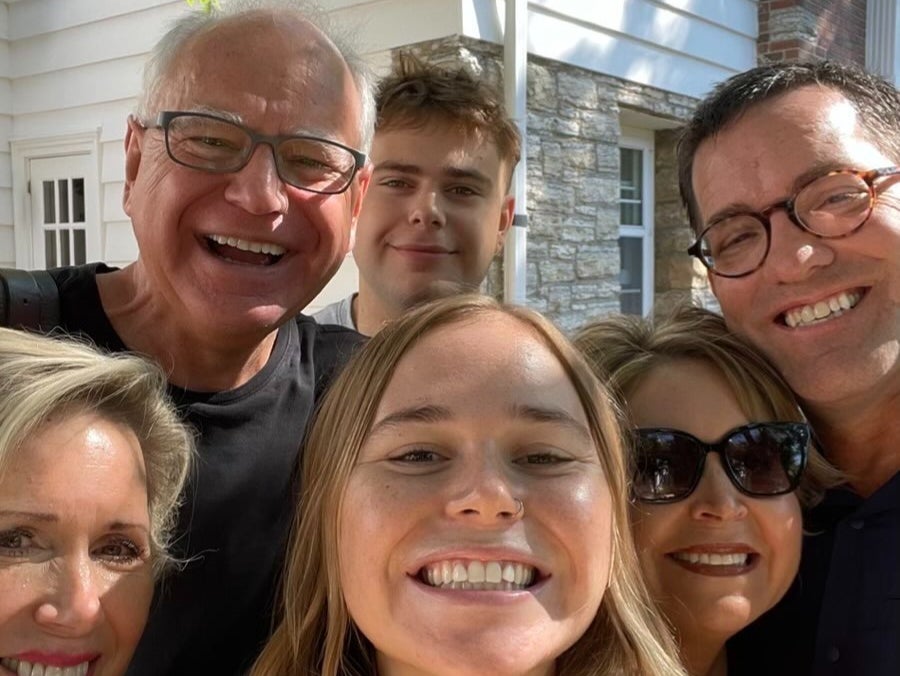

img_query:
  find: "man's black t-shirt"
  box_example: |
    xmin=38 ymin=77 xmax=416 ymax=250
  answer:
xmin=49 ymin=264 xmax=363 ymax=674
xmin=728 ymin=471 xmax=900 ymax=676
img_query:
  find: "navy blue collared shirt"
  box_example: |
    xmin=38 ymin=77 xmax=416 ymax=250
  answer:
xmin=729 ymin=470 xmax=900 ymax=676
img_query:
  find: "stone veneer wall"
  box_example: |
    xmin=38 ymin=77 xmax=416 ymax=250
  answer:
xmin=394 ymin=36 xmax=709 ymax=330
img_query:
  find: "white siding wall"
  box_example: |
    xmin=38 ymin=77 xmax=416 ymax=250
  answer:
xmin=0 ymin=4 xmax=12 ymax=267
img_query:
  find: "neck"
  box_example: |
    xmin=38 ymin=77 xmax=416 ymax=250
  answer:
xmin=804 ymin=386 xmax=900 ymax=497
xmin=354 ymin=282 xmax=403 ymax=337
xmin=97 ymin=266 xmax=279 ymax=391
xmin=679 ymin=633 xmax=728 ymax=676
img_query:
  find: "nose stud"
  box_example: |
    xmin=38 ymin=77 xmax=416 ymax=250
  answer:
xmin=513 ymin=498 xmax=524 ymax=518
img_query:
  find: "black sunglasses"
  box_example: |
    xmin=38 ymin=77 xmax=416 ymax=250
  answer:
xmin=632 ymin=422 xmax=809 ymax=503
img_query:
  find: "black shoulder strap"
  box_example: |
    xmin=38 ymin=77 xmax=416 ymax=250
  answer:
xmin=0 ymin=268 xmax=61 ymax=331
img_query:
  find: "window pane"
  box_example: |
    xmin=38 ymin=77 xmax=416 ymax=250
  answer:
xmin=60 ymin=229 xmax=71 ymax=266
xmin=45 ymin=230 xmax=58 ymax=267
xmin=74 ymin=229 xmax=86 ymax=265
xmin=620 ymin=147 xmax=643 ymax=226
xmin=619 ymin=235 xmax=643 ymax=315
xmin=58 ymin=179 xmax=70 ymax=223
xmin=42 ymin=181 xmax=56 ymax=224
xmin=72 ymin=178 xmax=85 ymax=223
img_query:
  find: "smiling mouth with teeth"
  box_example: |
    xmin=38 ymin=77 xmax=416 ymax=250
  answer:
xmin=206 ymin=234 xmax=286 ymax=265
xmin=418 ymin=559 xmax=538 ymax=591
xmin=1 ymin=657 xmax=91 ymax=676
xmin=670 ymin=551 xmax=752 ymax=567
xmin=782 ymin=290 xmax=862 ymax=328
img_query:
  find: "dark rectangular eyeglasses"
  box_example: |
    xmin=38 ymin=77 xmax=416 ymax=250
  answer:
xmin=150 ymin=111 xmax=367 ymax=195
xmin=632 ymin=422 xmax=809 ymax=503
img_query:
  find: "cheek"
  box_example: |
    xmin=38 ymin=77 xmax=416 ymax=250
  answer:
xmin=101 ymin=569 xmax=154 ymax=655
xmin=337 ymin=478 xmax=414 ymax=604
xmin=0 ymin=568 xmax=36 ymax=631
xmin=546 ymin=477 xmax=614 ymax=586
xmin=629 ymin=505 xmax=679 ymax=595
xmin=759 ymin=497 xmax=803 ymax=592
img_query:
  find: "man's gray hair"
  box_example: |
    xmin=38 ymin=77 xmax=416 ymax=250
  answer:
xmin=136 ymin=0 xmax=376 ymax=152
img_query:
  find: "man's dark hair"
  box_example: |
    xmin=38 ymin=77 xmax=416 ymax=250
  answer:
xmin=677 ymin=60 xmax=900 ymax=231
xmin=375 ymin=53 xmax=522 ymax=177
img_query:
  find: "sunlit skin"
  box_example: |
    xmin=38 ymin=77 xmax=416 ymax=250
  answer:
xmin=626 ymin=359 xmax=802 ymax=676
xmin=692 ymin=86 xmax=900 ymax=495
xmin=353 ymin=124 xmax=514 ymax=335
xmin=0 ymin=412 xmax=154 ymax=676
xmin=104 ymin=12 xmax=371 ymax=391
xmin=339 ymin=315 xmax=612 ymax=676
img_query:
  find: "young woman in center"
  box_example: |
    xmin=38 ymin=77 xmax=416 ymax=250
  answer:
xmin=252 ymin=294 xmax=685 ymax=676
xmin=574 ymin=305 xmax=839 ymax=676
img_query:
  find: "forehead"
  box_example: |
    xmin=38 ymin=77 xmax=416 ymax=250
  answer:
xmin=373 ymin=122 xmax=506 ymax=177
xmin=627 ymin=358 xmax=750 ymax=439
xmin=158 ymin=13 xmax=361 ymax=142
xmin=375 ymin=314 xmax=585 ymax=418
xmin=3 ymin=412 xmax=147 ymax=489
xmin=692 ymin=86 xmax=893 ymax=219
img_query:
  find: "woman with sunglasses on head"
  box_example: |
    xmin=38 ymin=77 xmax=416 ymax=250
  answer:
xmin=574 ymin=305 xmax=840 ymax=676
xmin=252 ymin=294 xmax=686 ymax=676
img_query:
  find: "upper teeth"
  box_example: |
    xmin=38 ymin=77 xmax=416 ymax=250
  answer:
xmin=421 ymin=559 xmax=536 ymax=590
xmin=671 ymin=552 xmax=749 ymax=566
xmin=208 ymin=234 xmax=286 ymax=256
xmin=784 ymin=291 xmax=860 ymax=328
xmin=0 ymin=658 xmax=89 ymax=676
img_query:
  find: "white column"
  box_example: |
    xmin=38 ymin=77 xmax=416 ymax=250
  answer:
xmin=503 ymin=0 xmax=528 ymax=304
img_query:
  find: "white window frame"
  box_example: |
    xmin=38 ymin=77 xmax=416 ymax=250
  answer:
xmin=10 ymin=130 xmax=102 ymax=268
xmin=619 ymin=127 xmax=655 ymax=316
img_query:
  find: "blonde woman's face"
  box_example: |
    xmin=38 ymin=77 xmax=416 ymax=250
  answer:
xmin=627 ymin=358 xmax=802 ymax=644
xmin=0 ymin=412 xmax=153 ymax=676
xmin=339 ymin=315 xmax=613 ymax=676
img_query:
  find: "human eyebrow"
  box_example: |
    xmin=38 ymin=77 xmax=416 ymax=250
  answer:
xmin=443 ymin=166 xmax=492 ymax=188
xmin=511 ymin=404 xmax=592 ymax=442
xmin=374 ymin=161 xmax=422 ymax=175
xmin=107 ymin=521 xmax=150 ymax=535
xmin=705 ymin=161 xmax=855 ymax=225
xmin=368 ymin=405 xmax=452 ymax=436
xmin=790 ymin=161 xmax=850 ymax=192
xmin=0 ymin=510 xmax=57 ymax=523
xmin=184 ymin=106 xmax=244 ymax=124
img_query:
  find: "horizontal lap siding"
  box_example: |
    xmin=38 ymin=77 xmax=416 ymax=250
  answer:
xmin=1 ymin=4 xmax=12 ymax=266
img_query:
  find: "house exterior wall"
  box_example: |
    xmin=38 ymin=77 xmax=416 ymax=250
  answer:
xmin=5 ymin=0 xmax=185 ymax=268
xmin=758 ymin=0 xmax=867 ymax=65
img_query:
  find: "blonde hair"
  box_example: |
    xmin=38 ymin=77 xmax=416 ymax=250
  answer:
xmin=573 ymin=305 xmax=842 ymax=508
xmin=253 ymin=294 xmax=685 ymax=676
xmin=0 ymin=327 xmax=193 ymax=575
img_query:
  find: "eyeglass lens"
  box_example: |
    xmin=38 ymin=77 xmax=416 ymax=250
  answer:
xmin=632 ymin=423 xmax=807 ymax=503
xmin=164 ymin=114 xmax=358 ymax=193
xmin=696 ymin=171 xmax=874 ymax=276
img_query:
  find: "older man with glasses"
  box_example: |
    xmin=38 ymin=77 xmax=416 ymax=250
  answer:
xmin=30 ymin=2 xmax=372 ymax=674
xmin=678 ymin=61 xmax=900 ymax=676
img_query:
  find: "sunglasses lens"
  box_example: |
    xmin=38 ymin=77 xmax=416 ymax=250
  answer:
xmin=633 ymin=431 xmax=701 ymax=502
xmin=724 ymin=424 xmax=809 ymax=495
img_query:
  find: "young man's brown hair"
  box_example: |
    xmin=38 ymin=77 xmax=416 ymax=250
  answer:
xmin=376 ymin=53 xmax=521 ymax=183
